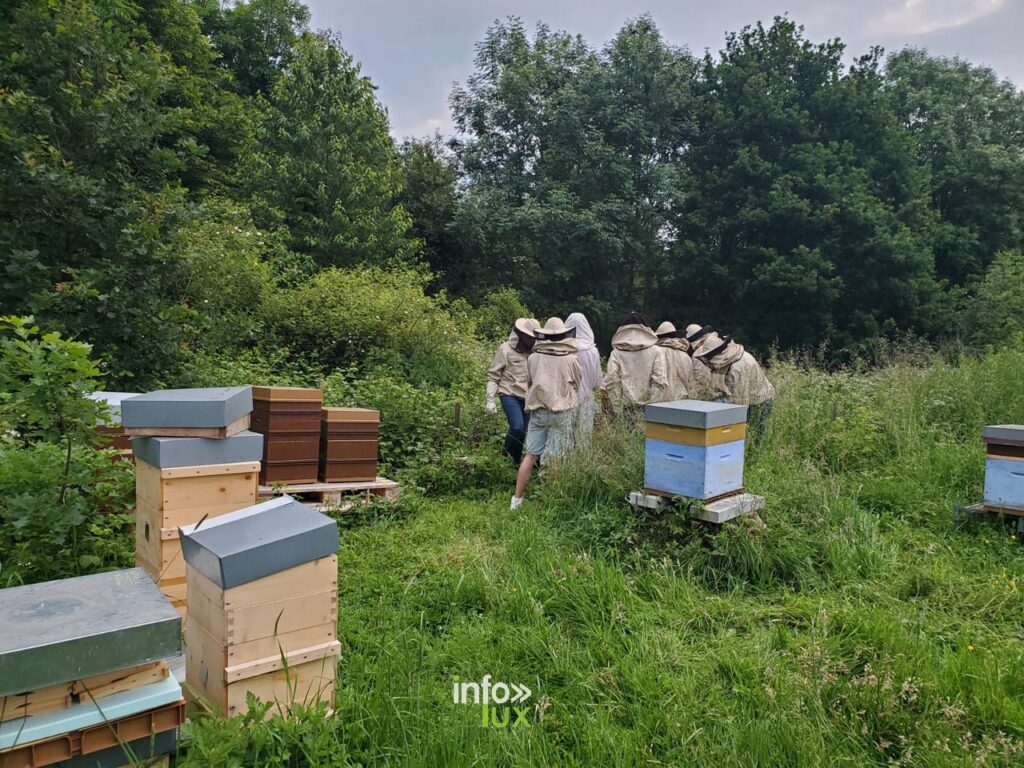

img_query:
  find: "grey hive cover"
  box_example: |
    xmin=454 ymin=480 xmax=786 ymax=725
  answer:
xmin=983 ymin=425 xmax=1024 ymax=443
xmin=644 ymin=399 xmax=748 ymax=429
xmin=0 ymin=568 xmax=181 ymax=696
xmin=179 ymin=495 xmax=339 ymax=589
xmin=120 ymin=387 xmax=253 ymax=429
xmin=132 ymin=431 xmax=263 ymax=468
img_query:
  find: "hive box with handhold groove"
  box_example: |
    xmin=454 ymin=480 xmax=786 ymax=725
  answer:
xmin=983 ymin=425 xmax=1024 ymax=510
xmin=644 ymin=439 xmax=745 ymax=499
xmin=179 ymin=496 xmax=339 ymax=589
xmin=132 ymin=431 xmax=263 ymax=469
xmin=0 ymin=569 xmax=180 ymax=697
xmin=121 ymin=387 xmax=253 ymax=436
xmin=320 ymin=407 xmax=380 ymax=482
xmin=644 ymin=400 xmax=747 ymax=500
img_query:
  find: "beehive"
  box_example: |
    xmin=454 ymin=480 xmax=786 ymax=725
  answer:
xmin=643 ymin=400 xmax=748 ymax=500
xmin=180 ymin=496 xmax=340 ymax=718
xmin=320 ymin=408 xmax=380 ymax=483
xmin=0 ymin=570 xmax=184 ymax=768
xmin=134 ymin=455 xmax=260 ymax=614
xmin=250 ymin=387 xmax=323 ymax=485
xmin=983 ymin=425 xmax=1024 ymax=512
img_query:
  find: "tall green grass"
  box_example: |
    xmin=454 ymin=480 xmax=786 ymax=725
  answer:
xmin=179 ymin=349 xmax=1024 ymax=767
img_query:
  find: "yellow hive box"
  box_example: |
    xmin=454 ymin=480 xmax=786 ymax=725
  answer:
xmin=645 ymin=422 xmax=746 ymax=447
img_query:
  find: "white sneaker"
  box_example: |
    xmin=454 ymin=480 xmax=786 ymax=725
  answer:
xmin=510 ymin=496 xmax=524 ymax=510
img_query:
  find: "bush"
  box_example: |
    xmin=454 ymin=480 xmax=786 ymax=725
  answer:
xmin=466 ymin=286 xmax=533 ymax=343
xmin=266 ymin=265 xmax=484 ymax=386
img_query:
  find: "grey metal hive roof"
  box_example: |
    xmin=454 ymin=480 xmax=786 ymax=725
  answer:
xmin=120 ymin=387 xmax=253 ymax=429
xmin=0 ymin=568 xmax=181 ymax=696
xmin=983 ymin=425 xmax=1024 ymax=443
xmin=132 ymin=431 xmax=264 ymax=468
xmin=179 ymin=495 xmax=339 ymax=590
xmin=644 ymin=399 xmax=748 ymax=429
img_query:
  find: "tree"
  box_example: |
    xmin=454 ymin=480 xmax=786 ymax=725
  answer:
xmin=670 ymin=19 xmax=938 ymax=352
xmin=397 ymin=136 xmax=465 ymax=292
xmin=451 ymin=17 xmax=695 ymax=332
xmin=196 ymin=0 xmax=310 ymax=96
xmin=251 ymin=33 xmax=415 ymax=268
xmin=0 ymin=0 xmax=217 ymax=383
xmin=965 ymin=251 xmax=1024 ymax=346
xmin=885 ymin=49 xmax=1024 ymax=288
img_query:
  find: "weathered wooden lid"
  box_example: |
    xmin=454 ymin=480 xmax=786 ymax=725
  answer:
xmin=322 ymin=407 xmax=380 ymax=423
xmin=179 ymin=495 xmax=338 ymax=589
xmin=644 ymin=399 xmax=748 ymax=429
xmin=252 ymin=386 xmax=323 ymax=402
xmin=0 ymin=569 xmax=181 ymax=696
xmin=132 ymin=430 xmax=264 ymax=469
xmin=121 ymin=387 xmax=253 ymax=430
xmin=983 ymin=424 xmax=1024 ymax=444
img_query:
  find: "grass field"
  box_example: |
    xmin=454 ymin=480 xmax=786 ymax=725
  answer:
xmin=179 ymin=351 xmax=1024 ymax=767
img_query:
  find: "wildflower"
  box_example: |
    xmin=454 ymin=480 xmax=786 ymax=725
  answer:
xmin=1011 ymin=535 xmax=1018 ymax=541
xmin=967 ymin=644 xmax=975 ymax=652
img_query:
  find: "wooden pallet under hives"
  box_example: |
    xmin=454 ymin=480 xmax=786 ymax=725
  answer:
xmin=258 ymin=476 xmax=398 ymax=510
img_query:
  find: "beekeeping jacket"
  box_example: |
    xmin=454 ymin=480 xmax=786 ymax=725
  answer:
xmin=655 ymin=323 xmax=694 ymax=401
xmin=703 ymin=340 xmax=775 ymax=406
xmin=565 ymin=313 xmax=603 ymax=399
xmin=526 ymin=338 xmax=581 ymax=413
xmin=487 ymin=329 xmax=531 ymax=401
xmin=602 ymin=324 xmax=668 ymax=408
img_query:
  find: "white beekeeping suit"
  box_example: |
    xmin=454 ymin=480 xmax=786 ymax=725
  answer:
xmin=692 ymin=331 xmax=775 ymax=406
xmin=565 ymin=312 xmax=603 ymax=446
xmin=654 ymin=321 xmax=694 ymax=401
xmin=601 ymin=322 xmax=667 ymax=413
xmin=684 ymin=324 xmax=716 ymax=400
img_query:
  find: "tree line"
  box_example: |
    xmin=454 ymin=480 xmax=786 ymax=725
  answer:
xmin=2 ymin=1 xmax=1023 ymax=387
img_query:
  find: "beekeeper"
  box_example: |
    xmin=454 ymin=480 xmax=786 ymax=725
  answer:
xmin=600 ymin=313 xmax=667 ymax=418
xmin=684 ymin=324 xmax=715 ymax=399
xmin=564 ymin=312 xmax=603 ymax=446
xmin=486 ymin=317 xmax=540 ymax=464
xmin=693 ymin=331 xmax=775 ymax=434
xmin=511 ymin=317 xmax=581 ymax=510
xmin=654 ymin=321 xmax=695 ymax=401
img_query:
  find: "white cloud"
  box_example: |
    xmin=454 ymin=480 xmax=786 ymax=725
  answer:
xmin=872 ymin=0 xmax=1005 ymax=36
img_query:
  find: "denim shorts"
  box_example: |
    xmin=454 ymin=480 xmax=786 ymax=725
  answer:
xmin=525 ymin=408 xmax=572 ymax=460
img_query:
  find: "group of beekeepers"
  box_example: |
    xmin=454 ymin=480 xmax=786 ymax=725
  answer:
xmin=485 ymin=312 xmax=775 ymax=509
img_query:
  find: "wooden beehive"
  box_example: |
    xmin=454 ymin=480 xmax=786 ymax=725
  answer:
xmin=983 ymin=425 xmax=1024 ymax=513
xmin=251 ymin=387 xmax=323 ymax=485
xmin=320 ymin=408 xmax=380 ymax=483
xmin=180 ymin=496 xmax=340 ymax=718
xmin=134 ymin=459 xmax=259 ymax=614
xmin=643 ymin=400 xmax=748 ymax=500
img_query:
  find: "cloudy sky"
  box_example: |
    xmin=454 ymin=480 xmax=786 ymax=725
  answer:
xmin=304 ymin=0 xmax=1023 ymax=139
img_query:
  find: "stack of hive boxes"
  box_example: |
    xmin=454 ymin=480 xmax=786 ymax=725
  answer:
xmin=643 ymin=400 xmax=748 ymax=500
xmin=86 ymin=392 xmax=139 ymax=452
xmin=250 ymin=387 xmax=323 ymax=485
xmin=123 ymin=387 xmax=262 ymax=615
xmin=983 ymin=425 xmax=1024 ymax=513
xmin=180 ymin=496 xmax=340 ymax=718
xmin=0 ymin=569 xmax=184 ymax=768
xmin=320 ymin=408 xmax=380 ymax=483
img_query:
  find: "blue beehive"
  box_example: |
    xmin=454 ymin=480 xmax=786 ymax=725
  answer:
xmin=643 ymin=400 xmax=748 ymax=500
xmin=983 ymin=425 xmax=1024 ymax=511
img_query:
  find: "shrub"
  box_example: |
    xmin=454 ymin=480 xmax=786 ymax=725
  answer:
xmin=265 ymin=265 xmax=483 ymax=386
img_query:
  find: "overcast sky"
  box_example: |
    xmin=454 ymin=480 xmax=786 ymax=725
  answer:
xmin=304 ymin=0 xmax=1024 ymax=139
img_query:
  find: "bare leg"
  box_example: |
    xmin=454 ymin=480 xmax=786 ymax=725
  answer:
xmin=515 ymin=454 xmax=538 ymax=498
